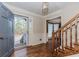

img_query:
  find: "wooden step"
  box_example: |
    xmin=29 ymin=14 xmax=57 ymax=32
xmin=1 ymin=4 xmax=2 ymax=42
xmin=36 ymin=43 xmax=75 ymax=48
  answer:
xmin=74 ymin=43 xmax=79 ymax=46
xmin=54 ymin=48 xmax=75 ymax=56
xmin=52 ymin=46 xmax=79 ymax=56
xmin=64 ymin=46 xmax=75 ymax=51
xmin=73 ymin=46 xmax=79 ymax=52
xmin=57 ymin=49 xmax=65 ymax=53
xmin=57 ymin=48 xmax=73 ymax=53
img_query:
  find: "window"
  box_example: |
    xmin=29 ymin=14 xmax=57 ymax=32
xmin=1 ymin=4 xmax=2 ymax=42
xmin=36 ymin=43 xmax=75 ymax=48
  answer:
xmin=48 ymin=23 xmax=60 ymax=38
xmin=54 ymin=24 xmax=59 ymax=32
xmin=48 ymin=23 xmax=53 ymax=38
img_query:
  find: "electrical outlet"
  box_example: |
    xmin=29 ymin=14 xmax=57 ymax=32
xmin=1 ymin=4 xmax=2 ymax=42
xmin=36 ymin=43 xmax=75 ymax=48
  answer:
xmin=40 ymin=39 xmax=42 ymax=41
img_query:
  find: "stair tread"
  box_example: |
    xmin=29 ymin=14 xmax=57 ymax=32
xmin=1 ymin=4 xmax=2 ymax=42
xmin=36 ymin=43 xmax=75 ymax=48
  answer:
xmin=52 ymin=46 xmax=79 ymax=56
xmin=57 ymin=49 xmax=64 ymax=53
xmin=74 ymin=43 xmax=79 ymax=46
xmin=65 ymin=46 xmax=73 ymax=49
xmin=57 ymin=49 xmax=72 ymax=53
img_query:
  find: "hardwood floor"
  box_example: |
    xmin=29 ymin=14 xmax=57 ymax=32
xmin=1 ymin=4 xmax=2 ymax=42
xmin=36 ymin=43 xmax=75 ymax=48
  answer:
xmin=11 ymin=43 xmax=79 ymax=57
xmin=11 ymin=43 xmax=52 ymax=57
xmin=11 ymin=48 xmax=27 ymax=57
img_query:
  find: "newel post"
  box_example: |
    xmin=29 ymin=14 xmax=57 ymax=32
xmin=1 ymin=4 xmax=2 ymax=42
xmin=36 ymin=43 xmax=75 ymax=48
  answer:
xmin=52 ymin=32 xmax=55 ymax=52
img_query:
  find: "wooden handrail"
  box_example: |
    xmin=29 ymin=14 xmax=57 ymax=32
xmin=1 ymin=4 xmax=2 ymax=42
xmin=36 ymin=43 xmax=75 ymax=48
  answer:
xmin=55 ymin=14 xmax=79 ymax=33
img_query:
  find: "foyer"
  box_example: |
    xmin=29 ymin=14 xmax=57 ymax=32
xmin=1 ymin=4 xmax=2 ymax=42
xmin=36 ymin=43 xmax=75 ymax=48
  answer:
xmin=0 ymin=2 xmax=79 ymax=57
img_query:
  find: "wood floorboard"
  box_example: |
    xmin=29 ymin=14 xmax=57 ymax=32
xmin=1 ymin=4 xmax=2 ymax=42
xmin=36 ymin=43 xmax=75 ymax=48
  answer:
xmin=11 ymin=43 xmax=79 ymax=57
xmin=11 ymin=43 xmax=52 ymax=57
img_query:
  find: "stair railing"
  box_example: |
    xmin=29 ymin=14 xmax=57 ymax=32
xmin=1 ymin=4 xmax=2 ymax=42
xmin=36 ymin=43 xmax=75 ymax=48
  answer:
xmin=52 ymin=14 xmax=79 ymax=52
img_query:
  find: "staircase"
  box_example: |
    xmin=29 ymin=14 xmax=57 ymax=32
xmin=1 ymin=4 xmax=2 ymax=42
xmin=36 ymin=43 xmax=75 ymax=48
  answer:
xmin=52 ymin=14 xmax=79 ymax=57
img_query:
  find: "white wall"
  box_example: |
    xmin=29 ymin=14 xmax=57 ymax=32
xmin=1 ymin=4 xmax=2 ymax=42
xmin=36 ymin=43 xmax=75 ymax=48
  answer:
xmin=3 ymin=3 xmax=45 ymax=46
xmin=62 ymin=3 xmax=79 ymax=25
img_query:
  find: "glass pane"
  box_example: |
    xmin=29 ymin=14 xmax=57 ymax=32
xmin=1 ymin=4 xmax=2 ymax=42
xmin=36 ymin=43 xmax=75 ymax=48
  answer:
xmin=48 ymin=24 xmax=53 ymax=38
xmin=54 ymin=24 xmax=59 ymax=32
xmin=14 ymin=16 xmax=27 ymax=48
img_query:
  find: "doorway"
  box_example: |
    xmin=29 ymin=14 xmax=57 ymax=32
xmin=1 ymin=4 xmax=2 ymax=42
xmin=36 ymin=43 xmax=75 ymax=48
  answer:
xmin=14 ymin=15 xmax=29 ymax=48
xmin=47 ymin=17 xmax=61 ymax=39
xmin=46 ymin=17 xmax=61 ymax=50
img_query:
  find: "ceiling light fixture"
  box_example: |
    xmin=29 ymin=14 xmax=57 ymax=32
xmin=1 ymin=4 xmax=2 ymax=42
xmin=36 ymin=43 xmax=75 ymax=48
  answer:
xmin=42 ymin=2 xmax=48 ymax=16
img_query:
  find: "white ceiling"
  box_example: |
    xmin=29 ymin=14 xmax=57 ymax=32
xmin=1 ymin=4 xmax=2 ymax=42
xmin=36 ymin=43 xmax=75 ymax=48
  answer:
xmin=5 ymin=2 xmax=70 ymax=16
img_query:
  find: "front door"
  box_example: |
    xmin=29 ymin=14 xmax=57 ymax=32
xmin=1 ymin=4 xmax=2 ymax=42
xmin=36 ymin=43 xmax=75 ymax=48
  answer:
xmin=0 ymin=15 xmax=9 ymax=56
xmin=14 ymin=15 xmax=29 ymax=48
